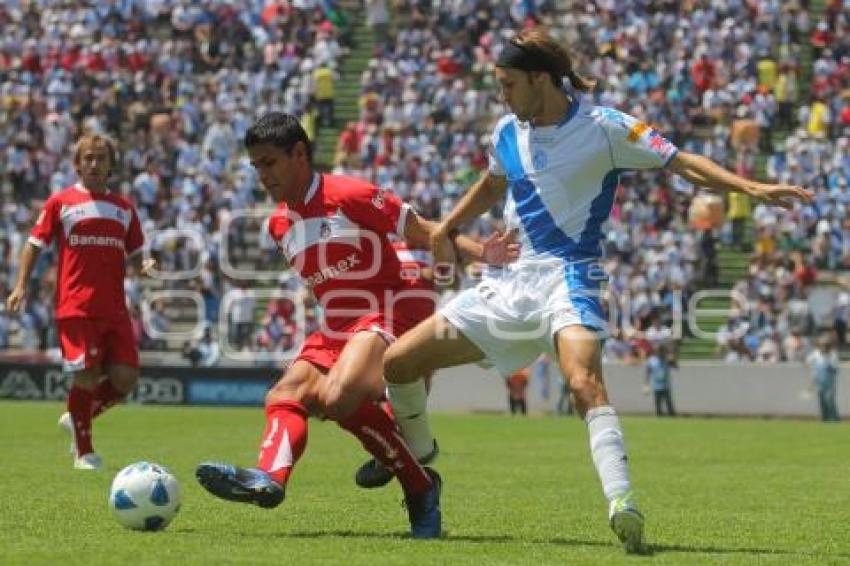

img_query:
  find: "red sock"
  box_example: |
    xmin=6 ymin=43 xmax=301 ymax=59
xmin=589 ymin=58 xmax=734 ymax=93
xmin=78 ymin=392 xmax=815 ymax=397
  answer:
xmin=256 ymin=400 xmax=308 ymax=486
xmin=91 ymin=380 xmax=125 ymax=418
xmin=68 ymin=386 xmax=95 ymax=456
xmin=338 ymin=401 xmax=432 ymax=496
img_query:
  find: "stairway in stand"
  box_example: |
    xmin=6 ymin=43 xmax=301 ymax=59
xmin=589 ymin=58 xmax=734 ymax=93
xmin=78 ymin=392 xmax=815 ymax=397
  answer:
xmin=679 ymin=0 xmax=826 ymax=360
xmin=314 ymin=7 xmax=376 ymax=169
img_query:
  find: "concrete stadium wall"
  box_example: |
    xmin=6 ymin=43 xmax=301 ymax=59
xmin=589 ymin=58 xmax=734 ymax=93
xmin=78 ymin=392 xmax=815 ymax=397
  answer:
xmin=1 ymin=360 xmax=846 ymax=419
xmin=427 ymin=362 xmax=850 ymax=419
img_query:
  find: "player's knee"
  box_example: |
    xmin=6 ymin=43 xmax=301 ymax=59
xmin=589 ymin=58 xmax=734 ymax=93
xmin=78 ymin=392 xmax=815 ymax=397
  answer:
xmin=383 ymin=348 xmax=421 ymax=383
xmin=73 ymin=367 xmax=101 ymax=389
xmin=317 ymin=381 xmax=361 ymax=421
xmin=111 ymin=369 xmax=139 ymax=393
xmin=568 ymin=369 xmax=603 ymax=396
xmin=265 ymin=381 xmax=304 ymax=406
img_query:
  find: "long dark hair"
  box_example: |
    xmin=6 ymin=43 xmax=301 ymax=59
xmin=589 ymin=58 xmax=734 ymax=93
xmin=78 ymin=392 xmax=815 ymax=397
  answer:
xmin=512 ymin=26 xmax=596 ymax=92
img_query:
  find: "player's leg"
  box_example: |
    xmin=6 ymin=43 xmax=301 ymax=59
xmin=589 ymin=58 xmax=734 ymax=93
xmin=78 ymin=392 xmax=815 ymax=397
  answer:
xmin=62 ymin=366 xmax=102 ymax=469
xmin=321 ymin=330 xmax=442 ymax=538
xmin=94 ymin=316 xmax=141 ymax=417
xmin=196 ymin=360 xmax=322 ymax=508
xmin=57 ymin=318 xmax=106 ymax=469
xmin=384 ymin=313 xmax=485 ymax=459
xmin=356 ymin=287 xmax=519 ymax=490
xmin=95 ymin=364 xmax=138 ymax=417
xmin=555 ymin=325 xmax=644 ymax=553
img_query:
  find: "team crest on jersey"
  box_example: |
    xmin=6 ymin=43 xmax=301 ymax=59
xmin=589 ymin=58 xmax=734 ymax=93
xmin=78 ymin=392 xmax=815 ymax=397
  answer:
xmin=532 ymin=148 xmax=548 ymax=170
xmin=371 ymin=190 xmax=386 ymax=209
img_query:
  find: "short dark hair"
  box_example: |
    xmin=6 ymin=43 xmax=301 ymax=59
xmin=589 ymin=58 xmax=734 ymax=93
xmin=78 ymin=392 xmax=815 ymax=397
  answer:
xmin=244 ymin=112 xmax=312 ymax=163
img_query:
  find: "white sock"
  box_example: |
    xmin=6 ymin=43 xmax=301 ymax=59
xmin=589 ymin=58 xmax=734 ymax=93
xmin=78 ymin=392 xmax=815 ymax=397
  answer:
xmin=585 ymin=405 xmax=631 ymax=502
xmin=386 ymin=379 xmax=435 ymax=460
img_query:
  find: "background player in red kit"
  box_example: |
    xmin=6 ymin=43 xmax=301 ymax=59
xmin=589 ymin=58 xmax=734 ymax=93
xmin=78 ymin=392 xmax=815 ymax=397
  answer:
xmin=195 ymin=112 xmax=517 ymax=539
xmin=6 ymin=134 xmax=154 ymax=470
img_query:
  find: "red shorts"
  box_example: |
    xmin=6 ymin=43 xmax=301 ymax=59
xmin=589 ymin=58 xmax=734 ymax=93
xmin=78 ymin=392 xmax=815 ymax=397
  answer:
xmin=297 ymin=293 xmax=435 ymax=371
xmin=57 ymin=317 xmax=139 ymax=372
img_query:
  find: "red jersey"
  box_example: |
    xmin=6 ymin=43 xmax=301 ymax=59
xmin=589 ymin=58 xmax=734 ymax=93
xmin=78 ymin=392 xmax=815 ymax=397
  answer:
xmin=392 ymin=240 xmax=434 ymax=291
xmin=267 ymin=174 xmax=411 ymax=329
xmin=29 ymin=184 xmax=144 ymax=321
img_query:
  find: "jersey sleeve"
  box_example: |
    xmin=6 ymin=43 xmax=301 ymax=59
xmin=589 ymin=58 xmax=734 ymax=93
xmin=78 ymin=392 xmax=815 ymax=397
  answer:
xmin=487 ymin=118 xmax=509 ymax=177
xmin=125 ymin=207 xmax=145 ymax=256
xmin=267 ymin=211 xmax=288 ymax=243
xmin=29 ymin=196 xmax=60 ymax=248
xmin=341 ymin=182 xmax=410 ymax=237
xmin=599 ymin=108 xmax=678 ymax=170
xmin=488 ymin=146 xmax=506 ymax=177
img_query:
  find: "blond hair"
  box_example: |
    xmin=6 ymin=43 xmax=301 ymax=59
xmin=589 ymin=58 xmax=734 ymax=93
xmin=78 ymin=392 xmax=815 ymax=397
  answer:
xmin=74 ymin=133 xmax=119 ymax=171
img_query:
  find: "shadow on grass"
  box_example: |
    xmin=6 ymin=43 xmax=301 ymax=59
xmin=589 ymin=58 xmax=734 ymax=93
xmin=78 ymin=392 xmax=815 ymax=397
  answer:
xmin=286 ymin=530 xmax=848 ymax=558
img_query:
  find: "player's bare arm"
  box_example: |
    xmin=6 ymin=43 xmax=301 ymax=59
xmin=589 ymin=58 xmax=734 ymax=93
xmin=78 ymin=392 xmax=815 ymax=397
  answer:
xmin=666 ymin=151 xmax=814 ymax=209
xmin=430 ymin=171 xmax=509 ymax=264
xmin=6 ymin=241 xmax=42 ymax=313
xmin=404 ymin=212 xmax=519 ymax=266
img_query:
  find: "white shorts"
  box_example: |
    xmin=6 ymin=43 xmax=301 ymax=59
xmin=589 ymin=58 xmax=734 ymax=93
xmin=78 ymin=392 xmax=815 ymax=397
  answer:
xmin=440 ymin=259 xmax=607 ymax=376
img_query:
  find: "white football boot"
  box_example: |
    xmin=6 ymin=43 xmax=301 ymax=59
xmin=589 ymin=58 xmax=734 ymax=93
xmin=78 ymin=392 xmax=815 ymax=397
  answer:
xmin=609 ymin=492 xmax=646 ymax=554
xmin=60 ymin=412 xmax=103 ymax=470
xmin=74 ymin=453 xmax=103 ymax=471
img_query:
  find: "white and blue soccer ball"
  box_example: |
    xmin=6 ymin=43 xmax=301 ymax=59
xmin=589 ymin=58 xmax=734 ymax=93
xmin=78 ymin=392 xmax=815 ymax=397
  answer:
xmin=109 ymin=462 xmax=181 ymax=531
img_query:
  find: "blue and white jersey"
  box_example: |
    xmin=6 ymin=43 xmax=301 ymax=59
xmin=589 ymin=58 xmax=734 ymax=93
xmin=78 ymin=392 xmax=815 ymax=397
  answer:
xmin=489 ymin=99 xmax=679 ymax=265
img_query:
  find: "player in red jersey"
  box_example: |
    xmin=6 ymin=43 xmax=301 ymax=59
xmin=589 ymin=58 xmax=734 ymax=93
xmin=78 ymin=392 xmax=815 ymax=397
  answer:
xmin=195 ymin=113 xmax=517 ymax=539
xmin=6 ymin=134 xmax=154 ymax=470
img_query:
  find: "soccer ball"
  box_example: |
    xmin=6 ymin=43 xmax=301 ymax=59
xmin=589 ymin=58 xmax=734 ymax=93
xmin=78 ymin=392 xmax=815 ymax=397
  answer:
xmin=688 ymin=193 xmax=725 ymax=230
xmin=109 ymin=462 xmax=181 ymax=531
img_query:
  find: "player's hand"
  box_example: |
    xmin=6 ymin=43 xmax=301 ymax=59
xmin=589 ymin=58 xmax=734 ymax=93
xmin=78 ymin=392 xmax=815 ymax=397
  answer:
xmin=482 ymin=229 xmax=520 ymax=265
xmin=753 ymin=184 xmax=813 ymax=209
xmin=140 ymin=258 xmax=158 ymax=277
xmin=5 ymin=286 xmax=26 ymax=314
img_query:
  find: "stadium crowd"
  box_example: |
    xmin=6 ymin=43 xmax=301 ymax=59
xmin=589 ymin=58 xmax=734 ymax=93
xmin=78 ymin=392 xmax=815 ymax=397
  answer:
xmin=0 ymin=0 xmax=847 ymax=365
xmin=0 ymin=0 xmax=347 ymax=355
xmin=716 ymin=0 xmax=850 ymax=362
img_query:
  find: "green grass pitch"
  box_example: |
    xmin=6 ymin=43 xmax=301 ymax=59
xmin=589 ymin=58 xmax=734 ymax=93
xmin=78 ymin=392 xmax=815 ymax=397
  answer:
xmin=0 ymin=401 xmax=847 ymax=565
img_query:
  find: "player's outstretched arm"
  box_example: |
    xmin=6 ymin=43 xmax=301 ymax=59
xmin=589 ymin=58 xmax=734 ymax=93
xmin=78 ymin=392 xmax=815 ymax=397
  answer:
xmin=430 ymin=171 xmax=509 ymax=264
xmin=6 ymin=242 xmax=42 ymax=313
xmin=405 ymin=213 xmax=519 ymax=265
xmin=666 ymin=151 xmax=813 ymax=209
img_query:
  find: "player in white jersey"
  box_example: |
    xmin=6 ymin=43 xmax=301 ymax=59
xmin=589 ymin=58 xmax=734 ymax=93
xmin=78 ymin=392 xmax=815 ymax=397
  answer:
xmin=376 ymin=27 xmax=812 ymax=553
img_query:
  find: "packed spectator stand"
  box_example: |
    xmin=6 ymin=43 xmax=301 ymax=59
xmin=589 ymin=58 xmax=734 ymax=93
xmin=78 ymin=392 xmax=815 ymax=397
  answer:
xmin=0 ymin=0 xmax=847 ymax=366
